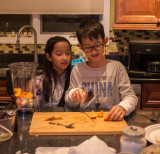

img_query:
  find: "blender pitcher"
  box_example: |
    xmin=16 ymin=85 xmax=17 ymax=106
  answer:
xmin=8 ymin=62 xmax=38 ymax=111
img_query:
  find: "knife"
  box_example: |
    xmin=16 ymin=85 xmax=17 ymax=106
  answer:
xmin=82 ymin=91 xmax=94 ymax=108
xmin=81 ymin=112 xmax=95 ymax=124
xmin=83 ymin=91 xmax=94 ymax=104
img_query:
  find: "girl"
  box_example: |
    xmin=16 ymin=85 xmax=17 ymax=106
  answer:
xmin=35 ymin=36 xmax=72 ymax=107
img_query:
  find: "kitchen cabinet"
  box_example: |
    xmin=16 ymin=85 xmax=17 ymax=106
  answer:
xmin=0 ymin=79 xmax=12 ymax=103
xmin=141 ymin=83 xmax=160 ymax=109
xmin=113 ymin=0 xmax=160 ymax=30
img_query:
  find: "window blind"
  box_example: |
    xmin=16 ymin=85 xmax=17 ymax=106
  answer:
xmin=0 ymin=0 xmax=104 ymax=14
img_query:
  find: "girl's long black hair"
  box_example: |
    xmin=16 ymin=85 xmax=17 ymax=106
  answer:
xmin=42 ymin=36 xmax=72 ymax=102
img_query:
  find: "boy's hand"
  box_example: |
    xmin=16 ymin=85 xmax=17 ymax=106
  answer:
xmin=107 ymin=105 xmax=126 ymax=121
xmin=72 ymin=89 xmax=87 ymax=103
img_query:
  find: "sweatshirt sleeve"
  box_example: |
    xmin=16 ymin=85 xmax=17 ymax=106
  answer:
xmin=117 ymin=63 xmax=138 ymax=116
xmin=34 ymin=75 xmax=43 ymax=107
xmin=65 ymin=64 xmax=81 ymax=108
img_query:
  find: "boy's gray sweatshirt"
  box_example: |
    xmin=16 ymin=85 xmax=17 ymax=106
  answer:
xmin=65 ymin=60 xmax=138 ymax=116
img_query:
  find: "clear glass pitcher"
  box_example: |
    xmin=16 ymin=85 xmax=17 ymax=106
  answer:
xmin=8 ymin=62 xmax=38 ymax=112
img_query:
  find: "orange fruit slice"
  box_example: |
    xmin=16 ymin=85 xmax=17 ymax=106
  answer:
xmin=20 ymin=92 xmax=28 ymax=98
xmin=25 ymin=92 xmax=33 ymax=99
xmin=97 ymin=110 xmax=103 ymax=117
xmin=90 ymin=110 xmax=97 ymax=119
xmin=104 ymin=114 xmax=109 ymax=121
xmin=14 ymin=88 xmax=22 ymax=97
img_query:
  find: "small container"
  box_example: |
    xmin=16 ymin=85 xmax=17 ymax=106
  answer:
xmin=28 ymin=30 xmax=32 ymax=37
xmin=3 ymin=28 xmax=7 ymax=37
xmin=120 ymin=126 xmax=147 ymax=154
xmin=23 ymin=29 xmax=28 ymax=37
xmin=11 ymin=28 xmax=16 ymax=37
xmin=0 ymin=110 xmax=16 ymax=142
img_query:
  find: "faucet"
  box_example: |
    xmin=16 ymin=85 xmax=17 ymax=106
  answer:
xmin=16 ymin=25 xmax=38 ymax=63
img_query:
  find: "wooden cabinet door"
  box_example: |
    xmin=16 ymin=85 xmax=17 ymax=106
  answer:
xmin=113 ymin=0 xmax=160 ymax=30
xmin=115 ymin=0 xmax=160 ymax=23
xmin=0 ymin=79 xmax=12 ymax=102
xmin=142 ymin=83 xmax=160 ymax=109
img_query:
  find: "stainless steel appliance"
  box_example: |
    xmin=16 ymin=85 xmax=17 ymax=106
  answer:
xmin=128 ymin=40 xmax=160 ymax=81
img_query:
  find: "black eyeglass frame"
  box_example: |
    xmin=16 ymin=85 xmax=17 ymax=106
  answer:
xmin=82 ymin=44 xmax=104 ymax=53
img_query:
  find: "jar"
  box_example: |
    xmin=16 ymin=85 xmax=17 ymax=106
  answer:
xmin=11 ymin=29 xmax=15 ymax=37
xmin=23 ymin=29 xmax=28 ymax=37
xmin=120 ymin=126 xmax=146 ymax=154
xmin=3 ymin=28 xmax=7 ymax=37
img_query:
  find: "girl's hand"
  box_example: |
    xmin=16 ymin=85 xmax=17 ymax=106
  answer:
xmin=107 ymin=105 xmax=126 ymax=121
xmin=72 ymin=89 xmax=87 ymax=103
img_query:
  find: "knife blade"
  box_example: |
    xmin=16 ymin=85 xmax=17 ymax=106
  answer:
xmin=81 ymin=112 xmax=95 ymax=124
xmin=83 ymin=91 xmax=94 ymax=104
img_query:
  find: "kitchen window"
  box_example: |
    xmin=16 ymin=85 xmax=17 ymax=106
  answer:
xmin=34 ymin=0 xmax=110 ymax=45
xmin=0 ymin=15 xmax=31 ymax=33
xmin=0 ymin=0 xmax=110 ymax=45
xmin=41 ymin=15 xmax=99 ymax=33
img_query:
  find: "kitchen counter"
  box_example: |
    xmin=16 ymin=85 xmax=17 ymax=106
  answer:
xmin=0 ymin=107 xmax=159 ymax=154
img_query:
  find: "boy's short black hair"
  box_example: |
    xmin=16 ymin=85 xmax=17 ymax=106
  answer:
xmin=76 ymin=19 xmax=105 ymax=44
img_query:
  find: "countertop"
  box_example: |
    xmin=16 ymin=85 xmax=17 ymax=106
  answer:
xmin=0 ymin=107 xmax=160 ymax=154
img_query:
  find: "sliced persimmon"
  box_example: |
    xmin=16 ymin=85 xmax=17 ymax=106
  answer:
xmin=20 ymin=92 xmax=28 ymax=98
xmin=90 ymin=110 xmax=97 ymax=119
xmin=104 ymin=114 xmax=109 ymax=121
xmin=14 ymin=88 xmax=22 ymax=97
xmin=25 ymin=92 xmax=33 ymax=99
xmin=97 ymin=110 xmax=103 ymax=117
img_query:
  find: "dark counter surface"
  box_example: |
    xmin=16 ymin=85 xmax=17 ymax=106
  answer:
xmin=0 ymin=107 xmax=160 ymax=154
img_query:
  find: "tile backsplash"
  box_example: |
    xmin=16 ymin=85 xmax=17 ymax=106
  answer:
xmin=106 ymin=30 xmax=160 ymax=54
xmin=0 ymin=30 xmax=160 ymax=54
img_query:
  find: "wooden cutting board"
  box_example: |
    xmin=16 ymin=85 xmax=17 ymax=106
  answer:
xmin=29 ymin=112 xmax=128 ymax=135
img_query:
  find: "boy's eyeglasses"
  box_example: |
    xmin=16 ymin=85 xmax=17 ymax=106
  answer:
xmin=82 ymin=44 xmax=104 ymax=53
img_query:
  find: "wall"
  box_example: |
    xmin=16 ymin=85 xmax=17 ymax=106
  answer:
xmin=0 ymin=0 xmax=160 ymax=54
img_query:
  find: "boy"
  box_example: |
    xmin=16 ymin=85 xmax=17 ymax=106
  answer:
xmin=65 ymin=19 xmax=137 ymax=121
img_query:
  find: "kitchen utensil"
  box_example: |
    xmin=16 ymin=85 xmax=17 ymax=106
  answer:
xmin=83 ymin=91 xmax=94 ymax=104
xmin=0 ymin=124 xmax=13 ymax=141
xmin=81 ymin=91 xmax=94 ymax=109
xmin=145 ymin=124 xmax=160 ymax=144
xmin=140 ymin=114 xmax=157 ymax=123
xmin=29 ymin=112 xmax=128 ymax=135
xmin=0 ymin=110 xmax=16 ymax=141
xmin=81 ymin=112 xmax=95 ymax=124
xmin=8 ymin=62 xmax=38 ymax=112
xmin=49 ymin=122 xmax=75 ymax=128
